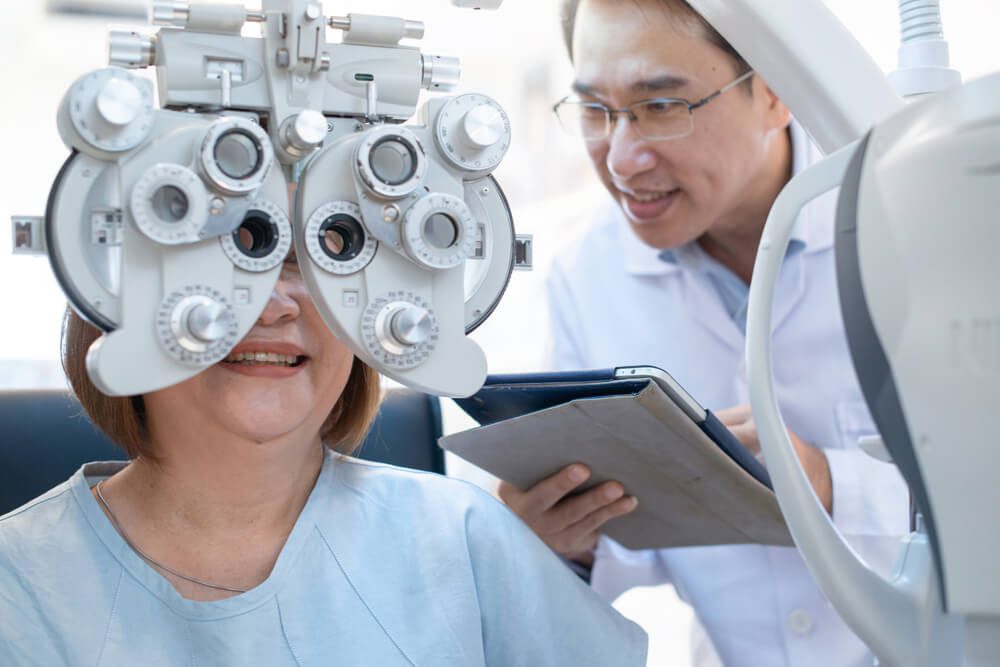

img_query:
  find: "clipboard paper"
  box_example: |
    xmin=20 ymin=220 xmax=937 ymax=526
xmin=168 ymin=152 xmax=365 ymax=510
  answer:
xmin=440 ymin=383 xmax=793 ymax=550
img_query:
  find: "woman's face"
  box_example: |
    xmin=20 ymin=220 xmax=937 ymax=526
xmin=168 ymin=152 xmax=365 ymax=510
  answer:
xmin=144 ymin=252 xmax=355 ymax=446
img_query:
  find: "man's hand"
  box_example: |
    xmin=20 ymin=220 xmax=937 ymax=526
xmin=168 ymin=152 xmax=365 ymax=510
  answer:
xmin=715 ymin=404 xmax=833 ymax=514
xmin=498 ymin=465 xmax=638 ymax=567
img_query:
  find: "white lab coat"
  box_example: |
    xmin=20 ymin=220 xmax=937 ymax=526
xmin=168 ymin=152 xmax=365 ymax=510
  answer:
xmin=544 ymin=123 xmax=910 ymax=666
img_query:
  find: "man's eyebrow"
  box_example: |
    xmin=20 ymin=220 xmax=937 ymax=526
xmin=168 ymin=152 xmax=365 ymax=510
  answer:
xmin=570 ymin=80 xmax=600 ymax=97
xmin=631 ymin=74 xmax=690 ymax=95
xmin=570 ymin=74 xmax=691 ymax=99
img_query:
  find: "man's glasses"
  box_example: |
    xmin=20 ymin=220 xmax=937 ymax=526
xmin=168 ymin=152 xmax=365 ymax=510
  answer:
xmin=553 ymin=70 xmax=755 ymax=142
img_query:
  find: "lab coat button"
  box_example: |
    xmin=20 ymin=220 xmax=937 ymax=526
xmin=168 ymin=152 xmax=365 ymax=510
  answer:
xmin=788 ymin=609 xmax=813 ymax=636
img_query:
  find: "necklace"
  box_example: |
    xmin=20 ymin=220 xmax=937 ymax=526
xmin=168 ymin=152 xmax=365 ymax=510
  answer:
xmin=95 ymin=480 xmax=249 ymax=594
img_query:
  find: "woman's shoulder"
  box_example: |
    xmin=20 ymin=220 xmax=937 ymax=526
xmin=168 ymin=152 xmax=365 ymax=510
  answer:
xmin=328 ymin=454 xmax=502 ymax=517
xmin=319 ymin=453 xmax=527 ymax=552
xmin=0 ymin=476 xmax=78 ymax=546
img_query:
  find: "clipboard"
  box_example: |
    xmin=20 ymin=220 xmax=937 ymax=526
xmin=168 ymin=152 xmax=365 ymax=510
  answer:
xmin=440 ymin=366 xmax=793 ymax=550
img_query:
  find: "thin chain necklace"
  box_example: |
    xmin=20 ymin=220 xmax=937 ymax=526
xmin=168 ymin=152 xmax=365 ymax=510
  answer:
xmin=95 ymin=480 xmax=249 ymax=594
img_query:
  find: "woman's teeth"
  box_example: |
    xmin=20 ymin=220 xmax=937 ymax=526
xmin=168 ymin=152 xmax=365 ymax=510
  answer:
xmin=224 ymin=352 xmax=302 ymax=366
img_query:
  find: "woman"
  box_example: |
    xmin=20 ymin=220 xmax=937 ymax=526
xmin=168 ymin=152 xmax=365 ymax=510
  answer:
xmin=0 ymin=251 xmax=647 ymax=665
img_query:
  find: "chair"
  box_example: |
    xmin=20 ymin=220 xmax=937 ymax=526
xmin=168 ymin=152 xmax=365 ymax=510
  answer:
xmin=0 ymin=389 xmax=443 ymax=516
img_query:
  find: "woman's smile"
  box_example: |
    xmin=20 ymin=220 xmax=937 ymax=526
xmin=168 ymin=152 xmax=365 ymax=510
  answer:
xmin=219 ymin=340 xmax=310 ymax=378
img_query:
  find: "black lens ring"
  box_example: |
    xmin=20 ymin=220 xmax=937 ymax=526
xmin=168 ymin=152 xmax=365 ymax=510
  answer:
xmin=214 ymin=128 xmax=264 ymax=180
xmin=368 ymin=136 xmax=418 ymax=186
xmin=232 ymin=210 xmax=279 ymax=259
xmin=318 ymin=214 xmax=365 ymax=262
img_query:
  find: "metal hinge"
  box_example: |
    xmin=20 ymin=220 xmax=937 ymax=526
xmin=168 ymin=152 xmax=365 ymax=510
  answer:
xmin=11 ymin=216 xmax=46 ymax=255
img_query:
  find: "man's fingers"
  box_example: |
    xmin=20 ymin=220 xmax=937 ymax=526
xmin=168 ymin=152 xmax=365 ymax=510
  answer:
xmin=498 ymin=464 xmax=590 ymax=517
xmin=715 ymin=404 xmax=752 ymax=426
xmin=572 ymin=494 xmax=639 ymax=537
xmin=728 ymin=420 xmax=761 ymax=455
xmin=550 ymin=481 xmax=625 ymax=528
xmin=548 ymin=495 xmax=639 ymax=556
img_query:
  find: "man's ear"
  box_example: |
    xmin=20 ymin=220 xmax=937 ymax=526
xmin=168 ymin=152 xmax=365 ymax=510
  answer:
xmin=754 ymin=76 xmax=792 ymax=132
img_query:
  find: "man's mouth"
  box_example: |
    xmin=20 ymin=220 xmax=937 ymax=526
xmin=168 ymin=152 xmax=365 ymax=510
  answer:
xmin=619 ymin=188 xmax=680 ymax=222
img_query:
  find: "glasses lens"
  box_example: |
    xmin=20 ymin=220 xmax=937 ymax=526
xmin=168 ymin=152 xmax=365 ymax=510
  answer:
xmin=555 ymin=101 xmax=608 ymax=140
xmin=151 ymin=185 xmax=189 ymax=223
xmin=634 ymin=100 xmax=693 ymax=140
xmin=214 ymin=130 xmax=263 ymax=180
xmin=369 ymin=137 xmax=417 ymax=186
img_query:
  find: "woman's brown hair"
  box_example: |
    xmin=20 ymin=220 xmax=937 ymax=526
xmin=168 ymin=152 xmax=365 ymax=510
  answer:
xmin=61 ymin=308 xmax=382 ymax=460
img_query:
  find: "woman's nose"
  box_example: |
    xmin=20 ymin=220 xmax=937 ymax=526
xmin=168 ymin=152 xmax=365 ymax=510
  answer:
xmin=605 ymin=116 xmax=657 ymax=181
xmin=256 ymin=272 xmax=304 ymax=326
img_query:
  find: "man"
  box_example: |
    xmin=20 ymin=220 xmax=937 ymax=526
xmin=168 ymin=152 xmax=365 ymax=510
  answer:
xmin=499 ymin=0 xmax=910 ymax=664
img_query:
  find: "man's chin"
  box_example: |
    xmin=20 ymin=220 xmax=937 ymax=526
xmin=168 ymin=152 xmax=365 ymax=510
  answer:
xmin=624 ymin=216 xmax=698 ymax=251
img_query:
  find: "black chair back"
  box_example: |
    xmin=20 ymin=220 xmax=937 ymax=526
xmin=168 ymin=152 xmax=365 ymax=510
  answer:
xmin=0 ymin=389 xmax=443 ymax=516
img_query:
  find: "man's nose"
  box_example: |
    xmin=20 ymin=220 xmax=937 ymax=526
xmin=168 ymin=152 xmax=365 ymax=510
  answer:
xmin=257 ymin=273 xmax=303 ymax=325
xmin=605 ymin=114 xmax=657 ymax=181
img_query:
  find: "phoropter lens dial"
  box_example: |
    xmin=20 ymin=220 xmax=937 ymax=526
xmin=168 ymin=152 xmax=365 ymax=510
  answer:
xmin=199 ymin=117 xmax=273 ymax=195
xmin=304 ymin=201 xmax=378 ymax=275
xmin=156 ymin=285 xmax=239 ymax=366
xmin=433 ymin=93 xmax=511 ymax=175
xmin=401 ymin=193 xmax=477 ymax=270
xmin=219 ymin=198 xmax=292 ymax=272
xmin=130 ymin=163 xmax=209 ymax=245
xmin=361 ymin=293 xmax=439 ymax=370
xmin=62 ymin=67 xmax=155 ymax=153
xmin=355 ymin=126 xmax=427 ymax=199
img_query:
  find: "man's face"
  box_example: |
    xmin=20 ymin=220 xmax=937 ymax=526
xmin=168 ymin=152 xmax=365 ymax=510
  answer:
xmin=572 ymin=0 xmax=786 ymax=249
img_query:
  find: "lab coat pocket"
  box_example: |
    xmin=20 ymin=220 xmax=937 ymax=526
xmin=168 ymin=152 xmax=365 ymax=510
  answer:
xmin=835 ymin=401 xmax=878 ymax=451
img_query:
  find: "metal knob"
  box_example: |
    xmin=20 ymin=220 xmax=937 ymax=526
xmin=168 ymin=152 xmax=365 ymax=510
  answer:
xmin=95 ymin=77 xmax=144 ymax=126
xmin=421 ymin=54 xmax=461 ymax=92
xmin=151 ymin=0 xmax=190 ymax=27
xmin=460 ymin=104 xmax=504 ymax=148
xmin=108 ymin=30 xmax=156 ymax=68
xmin=389 ymin=304 xmax=434 ymax=347
xmin=186 ymin=299 xmax=229 ymax=343
xmin=281 ymin=110 xmax=327 ymax=158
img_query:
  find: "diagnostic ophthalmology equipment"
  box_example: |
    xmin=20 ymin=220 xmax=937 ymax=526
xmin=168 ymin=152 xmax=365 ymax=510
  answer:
xmin=685 ymin=0 xmax=999 ymax=664
xmin=10 ymin=0 xmax=522 ymax=399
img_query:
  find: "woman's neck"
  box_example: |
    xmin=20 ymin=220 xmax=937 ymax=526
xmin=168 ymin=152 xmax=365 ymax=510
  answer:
xmin=128 ymin=431 xmax=323 ymax=533
xmin=95 ymin=426 xmax=325 ymax=600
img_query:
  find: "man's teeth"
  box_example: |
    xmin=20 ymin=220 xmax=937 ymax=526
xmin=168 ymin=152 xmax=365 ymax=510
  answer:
xmin=629 ymin=190 xmax=674 ymax=202
xmin=223 ymin=352 xmax=302 ymax=366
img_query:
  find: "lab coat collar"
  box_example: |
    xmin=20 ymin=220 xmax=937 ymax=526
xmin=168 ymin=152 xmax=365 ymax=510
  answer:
xmin=620 ymin=120 xmax=832 ymax=278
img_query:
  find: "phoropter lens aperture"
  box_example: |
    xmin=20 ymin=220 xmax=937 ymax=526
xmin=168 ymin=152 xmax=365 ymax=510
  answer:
xmin=214 ymin=129 xmax=263 ymax=180
xmin=232 ymin=210 xmax=279 ymax=258
xmin=423 ymin=212 xmax=459 ymax=249
xmin=151 ymin=185 xmax=190 ymax=223
xmin=319 ymin=214 xmax=366 ymax=262
xmin=368 ymin=137 xmax=417 ymax=186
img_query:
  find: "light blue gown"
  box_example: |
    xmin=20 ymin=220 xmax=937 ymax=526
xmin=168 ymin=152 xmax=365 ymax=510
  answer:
xmin=0 ymin=450 xmax=646 ymax=665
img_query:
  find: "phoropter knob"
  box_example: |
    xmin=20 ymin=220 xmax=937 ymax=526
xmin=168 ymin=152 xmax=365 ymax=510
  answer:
xmin=280 ymin=110 xmax=328 ymax=159
xmin=96 ymin=77 xmax=145 ymax=126
xmin=108 ymin=30 xmax=156 ymax=69
xmin=151 ymin=0 xmax=190 ymax=28
xmin=460 ymin=103 xmax=505 ymax=148
xmin=185 ymin=300 xmax=230 ymax=343
xmin=421 ymin=54 xmax=461 ymax=92
xmin=389 ymin=304 xmax=434 ymax=347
